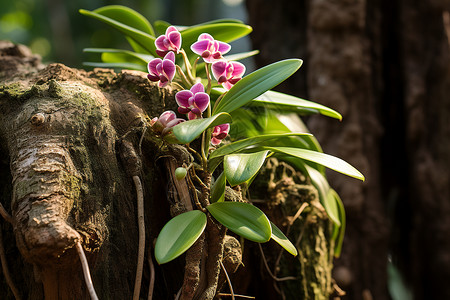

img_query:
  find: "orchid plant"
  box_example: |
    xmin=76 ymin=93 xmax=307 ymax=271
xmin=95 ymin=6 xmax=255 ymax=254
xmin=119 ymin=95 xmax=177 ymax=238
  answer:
xmin=81 ymin=5 xmax=364 ymax=266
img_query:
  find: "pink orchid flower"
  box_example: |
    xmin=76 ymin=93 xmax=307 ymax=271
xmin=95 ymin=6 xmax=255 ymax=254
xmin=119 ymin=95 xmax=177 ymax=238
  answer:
xmin=147 ymin=52 xmax=176 ymax=88
xmin=211 ymin=124 xmax=230 ymax=145
xmin=155 ymin=26 xmax=182 ymax=57
xmin=151 ymin=110 xmax=185 ymax=143
xmin=211 ymin=60 xmax=245 ymax=90
xmin=175 ymin=83 xmax=210 ymax=120
xmin=191 ymin=33 xmax=231 ymax=63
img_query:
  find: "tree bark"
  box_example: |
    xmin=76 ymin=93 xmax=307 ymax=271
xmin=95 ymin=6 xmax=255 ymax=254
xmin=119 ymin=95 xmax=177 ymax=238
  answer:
xmin=0 ymin=41 xmax=335 ymax=299
xmin=246 ymin=0 xmax=450 ymax=299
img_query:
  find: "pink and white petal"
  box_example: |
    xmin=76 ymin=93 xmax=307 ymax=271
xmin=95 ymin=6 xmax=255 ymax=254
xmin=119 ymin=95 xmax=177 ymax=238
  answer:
xmin=198 ymin=33 xmax=214 ymax=41
xmin=178 ymin=106 xmax=190 ymax=114
xmin=147 ymin=74 xmax=160 ymax=82
xmin=188 ymin=111 xmax=198 ymax=120
xmin=231 ymin=61 xmax=246 ymax=77
xmin=164 ymin=51 xmax=176 ymax=62
xmin=217 ymin=123 xmax=230 ymax=133
xmin=156 ymin=49 xmax=168 ymax=57
xmin=190 ymin=82 xmax=205 ymax=94
xmin=193 ymin=92 xmax=210 ymax=112
xmin=148 ymin=58 xmax=162 ymax=74
xmin=211 ymin=61 xmax=227 ymax=80
xmin=166 ymin=26 xmax=179 ymax=35
xmin=191 ymin=40 xmax=210 ymax=55
xmin=159 ymin=78 xmax=169 ymax=88
xmin=217 ymin=42 xmax=231 ymax=54
xmin=162 ymin=60 xmax=176 ymax=81
xmin=168 ymin=31 xmax=182 ymax=49
xmin=159 ymin=111 xmax=176 ymax=125
xmin=166 ymin=118 xmax=185 ymax=128
xmin=175 ymin=90 xmax=193 ymax=107
xmin=221 ymin=81 xmax=234 ymax=90
xmin=211 ymin=137 xmax=222 ymax=145
xmin=155 ymin=36 xmax=167 ymax=51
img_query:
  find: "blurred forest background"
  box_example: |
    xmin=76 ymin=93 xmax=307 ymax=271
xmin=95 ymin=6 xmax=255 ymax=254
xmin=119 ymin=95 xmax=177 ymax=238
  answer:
xmin=1 ymin=0 xmax=449 ymax=300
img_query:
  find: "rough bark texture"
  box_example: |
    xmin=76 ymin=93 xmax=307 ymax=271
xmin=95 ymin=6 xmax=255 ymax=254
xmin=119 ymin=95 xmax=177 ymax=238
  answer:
xmin=246 ymin=0 xmax=450 ymax=299
xmin=0 ymin=41 xmax=332 ymax=299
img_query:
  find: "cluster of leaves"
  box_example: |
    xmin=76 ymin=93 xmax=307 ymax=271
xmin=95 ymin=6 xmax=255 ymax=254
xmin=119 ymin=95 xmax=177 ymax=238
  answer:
xmin=81 ymin=5 xmax=364 ymax=265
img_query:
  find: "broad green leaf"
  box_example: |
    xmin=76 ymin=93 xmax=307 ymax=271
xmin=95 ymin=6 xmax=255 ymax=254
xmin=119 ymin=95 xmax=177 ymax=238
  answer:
xmin=224 ymin=50 xmax=260 ymax=62
xmin=224 ymin=150 xmax=269 ymax=186
xmin=208 ymin=133 xmax=311 ymax=172
xmin=253 ymin=90 xmax=342 ymax=120
xmin=270 ymin=222 xmax=297 ymax=256
xmin=154 ymin=210 xmax=207 ymax=264
xmin=153 ymin=20 xmax=171 ymax=36
xmin=207 ymin=202 xmax=271 ymax=242
xmin=79 ymin=9 xmax=157 ymax=56
xmin=82 ymin=62 xmax=147 ymax=72
xmin=213 ymin=59 xmax=302 ymax=115
xmin=331 ymin=189 xmax=345 ymax=257
xmin=84 ymin=48 xmax=152 ymax=64
xmin=266 ymin=147 xmax=365 ymax=181
xmin=172 ymin=112 xmax=232 ymax=144
xmin=210 ymin=172 xmax=226 ymax=203
xmin=93 ymin=5 xmax=154 ymax=35
xmin=301 ymin=164 xmax=340 ymax=225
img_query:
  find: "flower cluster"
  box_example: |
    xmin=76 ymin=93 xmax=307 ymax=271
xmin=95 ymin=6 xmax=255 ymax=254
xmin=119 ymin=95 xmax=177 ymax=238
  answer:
xmin=148 ymin=26 xmax=242 ymax=145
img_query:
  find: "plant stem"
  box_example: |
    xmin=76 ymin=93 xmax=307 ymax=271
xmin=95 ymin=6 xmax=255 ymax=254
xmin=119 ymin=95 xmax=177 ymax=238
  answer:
xmin=180 ymin=49 xmax=195 ymax=84
xmin=133 ymin=175 xmax=145 ymax=300
xmin=0 ymin=202 xmax=12 ymax=224
xmin=147 ymin=247 xmax=155 ymax=300
xmin=176 ymin=65 xmax=191 ymax=88
xmin=76 ymin=242 xmax=99 ymax=300
xmin=220 ymin=260 xmax=235 ymax=300
xmin=205 ymin=63 xmax=212 ymax=95
xmin=212 ymin=92 xmax=226 ymax=113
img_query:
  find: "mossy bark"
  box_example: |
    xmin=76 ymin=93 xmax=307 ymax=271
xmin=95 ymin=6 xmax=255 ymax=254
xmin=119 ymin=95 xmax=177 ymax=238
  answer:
xmin=0 ymin=41 xmax=336 ymax=299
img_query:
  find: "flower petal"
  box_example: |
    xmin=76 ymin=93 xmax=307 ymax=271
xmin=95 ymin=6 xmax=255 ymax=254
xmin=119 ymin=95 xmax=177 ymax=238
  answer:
xmin=217 ymin=123 xmax=230 ymax=133
xmin=155 ymin=36 xmax=167 ymax=51
xmin=211 ymin=137 xmax=222 ymax=145
xmin=188 ymin=111 xmax=198 ymax=120
xmin=159 ymin=111 xmax=176 ymax=126
xmin=190 ymin=82 xmax=205 ymax=94
xmin=175 ymin=90 xmax=193 ymax=107
xmin=168 ymin=31 xmax=182 ymax=50
xmin=192 ymin=92 xmax=210 ymax=112
xmin=178 ymin=107 xmax=190 ymax=114
xmin=212 ymin=61 xmax=227 ymax=80
xmin=147 ymin=74 xmax=160 ymax=82
xmin=148 ymin=58 xmax=162 ymax=74
xmin=164 ymin=51 xmax=176 ymax=62
xmin=198 ymin=33 xmax=214 ymax=41
xmin=221 ymin=81 xmax=234 ymax=90
xmin=231 ymin=61 xmax=246 ymax=77
xmin=217 ymin=41 xmax=231 ymax=55
xmin=191 ymin=40 xmax=210 ymax=55
xmin=162 ymin=59 xmax=176 ymax=81
xmin=166 ymin=26 xmax=179 ymax=35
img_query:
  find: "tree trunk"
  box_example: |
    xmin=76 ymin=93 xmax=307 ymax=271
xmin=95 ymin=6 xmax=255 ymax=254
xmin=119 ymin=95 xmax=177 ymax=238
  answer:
xmin=246 ymin=0 xmax=450 ymax=299
xmin=0 ymin=41 xmax=336 ymax=299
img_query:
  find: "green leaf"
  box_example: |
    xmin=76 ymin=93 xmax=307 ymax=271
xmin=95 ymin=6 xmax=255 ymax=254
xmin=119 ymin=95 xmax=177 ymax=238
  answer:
xmin=266 ymin=147 xmax=365 ymax=181
xmin=210 ymin=172 xmax=226 ymax=203
xmin=301 ymin=164 xmax=340 ymax=225
xmin=84 ymin=48 xmax=152 ymax=64
xmin=82 ymin=62 xmax=147 ymax=72
xmin=213 ymin=59 xmax=303 ymax=115
xmin=208 ymin=133 xmax=311 ymax=172
xmin=79 ymin=9 xmax=157 ymax=56
xmin=224 ymin=50 xmax=260 ymax=62
xmin=253 ymin=90 xmax=342 ymax=120
xmin=207 ymin=202 xmax=271 ymax=242
xmin=154 ymin=210 xmax=207 ymax=264
xmin=224 ymin=150 xmax=269 ymax=186
xmin=172 ymin=112 xmax=232 ymax=144
xmin=270 ymin=222 xmax=297 ymax=256
xmin=153 ymin=20 xmax=171 ymax=36
xmin=93 ymin=5 xmax=154 ymax=35
xmin=331 ymin=189 xmax=345 ymax=257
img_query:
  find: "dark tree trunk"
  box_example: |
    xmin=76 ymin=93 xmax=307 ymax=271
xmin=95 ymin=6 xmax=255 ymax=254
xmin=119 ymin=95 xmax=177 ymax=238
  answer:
xmin=246 ymin=0 xmax=450 ymax=299
xmin=0 ymin=41 xmax=336 ymax=299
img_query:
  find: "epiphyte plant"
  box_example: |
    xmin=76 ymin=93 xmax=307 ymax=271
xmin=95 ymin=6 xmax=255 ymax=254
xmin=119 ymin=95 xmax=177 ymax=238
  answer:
xmin=80 ymin=5 xmax=364 ymax=299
